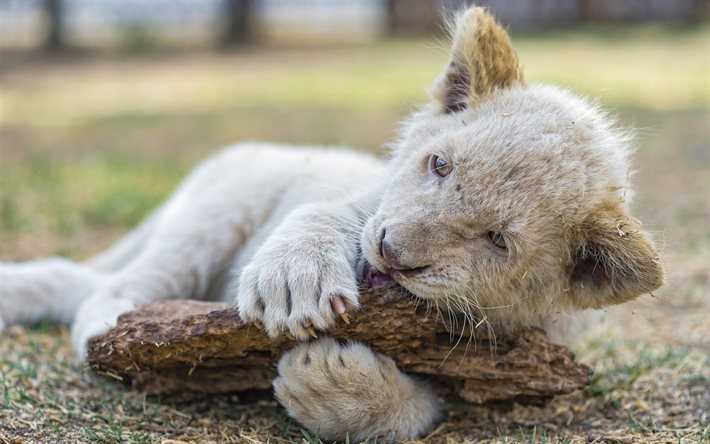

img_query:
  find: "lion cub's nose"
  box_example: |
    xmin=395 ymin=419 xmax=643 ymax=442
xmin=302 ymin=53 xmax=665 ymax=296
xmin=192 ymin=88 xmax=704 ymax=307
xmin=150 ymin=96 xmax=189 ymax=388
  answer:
xmin=380 ymin=236 xmax=417 ymax=271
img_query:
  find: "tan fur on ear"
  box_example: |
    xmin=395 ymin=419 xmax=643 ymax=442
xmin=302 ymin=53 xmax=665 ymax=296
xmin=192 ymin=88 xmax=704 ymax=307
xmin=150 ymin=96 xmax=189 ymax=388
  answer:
xmin=569 ymin=202 xmax=665 ymax=309
xmin=432 ymin=6 xmax=524 ymax=113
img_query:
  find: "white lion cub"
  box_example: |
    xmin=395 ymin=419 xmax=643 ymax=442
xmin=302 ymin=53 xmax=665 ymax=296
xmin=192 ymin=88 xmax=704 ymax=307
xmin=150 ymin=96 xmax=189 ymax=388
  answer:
xmin=0 ymin=7 xmax=664 ymax=441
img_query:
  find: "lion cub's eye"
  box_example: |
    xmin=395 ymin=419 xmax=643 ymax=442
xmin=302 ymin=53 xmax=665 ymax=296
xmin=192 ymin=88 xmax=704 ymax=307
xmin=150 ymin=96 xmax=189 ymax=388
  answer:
xmin=488 ymin=231 xmax=507 ymax=249
xmin=429 ymin=155 xmax=453 ymax=177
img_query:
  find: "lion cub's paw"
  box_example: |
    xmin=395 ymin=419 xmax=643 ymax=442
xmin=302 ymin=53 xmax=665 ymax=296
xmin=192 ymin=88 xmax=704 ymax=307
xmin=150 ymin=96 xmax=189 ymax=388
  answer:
xmin=236 ymin=237 xmax=359 ymax=340
xmin=274 ymin=338 xmax=441 ymax=442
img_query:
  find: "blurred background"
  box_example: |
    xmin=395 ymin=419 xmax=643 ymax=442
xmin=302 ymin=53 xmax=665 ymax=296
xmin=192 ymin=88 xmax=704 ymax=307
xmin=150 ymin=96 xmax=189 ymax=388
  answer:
xmin=0 ymin=0 xmax=707 ymax=259
xmin=0 ymin=1 xmax=708 ymax=442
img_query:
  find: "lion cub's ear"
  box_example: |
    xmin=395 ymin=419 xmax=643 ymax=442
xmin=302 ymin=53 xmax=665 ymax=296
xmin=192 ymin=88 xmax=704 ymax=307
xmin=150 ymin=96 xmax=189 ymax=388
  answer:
xmin=569 ymin=202 xmax=665 ymax=309
xmin=431 ymin=6 xmax=524 ymax=113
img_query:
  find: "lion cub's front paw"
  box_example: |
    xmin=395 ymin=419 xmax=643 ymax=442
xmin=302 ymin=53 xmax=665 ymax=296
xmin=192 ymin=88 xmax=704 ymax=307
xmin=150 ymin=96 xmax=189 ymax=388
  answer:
xmin=274 ymin=338 xmax=441 ymax=442
xmin=236 ymin=237 xmax=359 ymax=340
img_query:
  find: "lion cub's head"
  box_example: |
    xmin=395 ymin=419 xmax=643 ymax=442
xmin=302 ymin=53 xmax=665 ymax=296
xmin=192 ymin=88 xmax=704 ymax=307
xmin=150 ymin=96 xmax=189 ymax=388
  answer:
xmin=361 ymin=7 xmax=664 ymax=333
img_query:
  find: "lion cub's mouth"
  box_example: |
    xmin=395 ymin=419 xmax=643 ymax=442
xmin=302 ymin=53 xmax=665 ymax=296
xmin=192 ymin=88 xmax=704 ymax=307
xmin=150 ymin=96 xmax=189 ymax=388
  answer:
xmin=366 ymin=266 xmax=395 ymax=288
xmin=363 ymin=263 xmax=428 ymax=289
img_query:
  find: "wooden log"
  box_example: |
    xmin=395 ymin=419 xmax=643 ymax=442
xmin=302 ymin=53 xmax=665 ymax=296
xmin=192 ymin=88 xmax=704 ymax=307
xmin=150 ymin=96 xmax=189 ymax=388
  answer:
xmin=87 ymin=286 xmax=592 ymax=404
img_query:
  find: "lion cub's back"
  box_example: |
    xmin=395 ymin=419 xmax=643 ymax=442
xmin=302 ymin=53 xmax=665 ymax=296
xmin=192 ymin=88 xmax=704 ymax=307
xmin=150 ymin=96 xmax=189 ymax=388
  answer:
xmin=177 ymin=142 xmax=383 ymax=220
xmin=209 ymin=142 xmax=383 ymax=199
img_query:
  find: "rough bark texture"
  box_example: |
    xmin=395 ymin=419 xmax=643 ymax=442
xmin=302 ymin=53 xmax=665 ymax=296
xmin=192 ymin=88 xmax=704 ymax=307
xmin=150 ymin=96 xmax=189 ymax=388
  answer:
xmin=87 ymin=286 xmax=592 ymax=404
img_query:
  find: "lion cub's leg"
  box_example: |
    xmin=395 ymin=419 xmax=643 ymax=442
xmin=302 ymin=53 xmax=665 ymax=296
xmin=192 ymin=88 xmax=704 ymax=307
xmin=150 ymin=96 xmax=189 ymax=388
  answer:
xmin=274 ymin=338 xmax=442 ymax=442
xmin=71 ymin=226 xmax=247 ymax=357
xmin=71 ymin=203 xmax=250 ymax=357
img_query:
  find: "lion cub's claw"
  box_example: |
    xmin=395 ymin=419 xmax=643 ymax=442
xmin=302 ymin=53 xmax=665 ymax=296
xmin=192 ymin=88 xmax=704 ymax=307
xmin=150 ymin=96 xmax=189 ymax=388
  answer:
xmin=235 ymin=240 xmax=360 ymax=340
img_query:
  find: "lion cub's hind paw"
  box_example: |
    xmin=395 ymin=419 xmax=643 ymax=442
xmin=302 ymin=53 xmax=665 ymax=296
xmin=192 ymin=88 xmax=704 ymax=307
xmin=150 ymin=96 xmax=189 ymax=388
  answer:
xmin=274 ymin=338 xmax=440 ymax=442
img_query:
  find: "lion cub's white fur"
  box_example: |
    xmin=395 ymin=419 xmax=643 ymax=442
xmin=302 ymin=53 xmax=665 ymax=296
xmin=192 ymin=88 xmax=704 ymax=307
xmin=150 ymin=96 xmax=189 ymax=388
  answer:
xmin=0 ymin=7 xmax=663 ymax=442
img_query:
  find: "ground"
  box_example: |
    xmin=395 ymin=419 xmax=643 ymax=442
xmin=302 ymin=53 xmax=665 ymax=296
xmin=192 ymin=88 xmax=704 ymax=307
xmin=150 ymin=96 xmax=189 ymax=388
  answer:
xmin=0 ymin=25 xmax=708 ymax=443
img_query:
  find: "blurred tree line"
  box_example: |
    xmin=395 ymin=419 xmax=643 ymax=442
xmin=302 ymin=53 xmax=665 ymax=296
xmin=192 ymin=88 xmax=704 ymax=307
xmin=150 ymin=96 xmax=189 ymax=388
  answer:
xmin=40 ymin=0 xmax=257 ymax=50
xmin=38 ymin=0 xmax=709 ymax=51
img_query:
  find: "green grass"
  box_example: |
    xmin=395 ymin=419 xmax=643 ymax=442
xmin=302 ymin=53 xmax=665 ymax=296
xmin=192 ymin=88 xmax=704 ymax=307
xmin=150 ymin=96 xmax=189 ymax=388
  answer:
xmin=0 ymin=155 xmax=182 ymax=230
xmin=585 ymin=339 xmax=693 ymax=401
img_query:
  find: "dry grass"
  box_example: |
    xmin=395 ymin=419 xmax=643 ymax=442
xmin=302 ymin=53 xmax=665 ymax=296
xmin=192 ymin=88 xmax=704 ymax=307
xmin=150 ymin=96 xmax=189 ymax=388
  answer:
xmin=1 ymin=26 xmax=709 ymax=443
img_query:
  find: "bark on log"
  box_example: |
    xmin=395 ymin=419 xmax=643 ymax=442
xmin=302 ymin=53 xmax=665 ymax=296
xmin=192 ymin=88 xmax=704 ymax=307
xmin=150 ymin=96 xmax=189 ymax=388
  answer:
xmin=87 ymin=286 xmax=592 ymax=405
